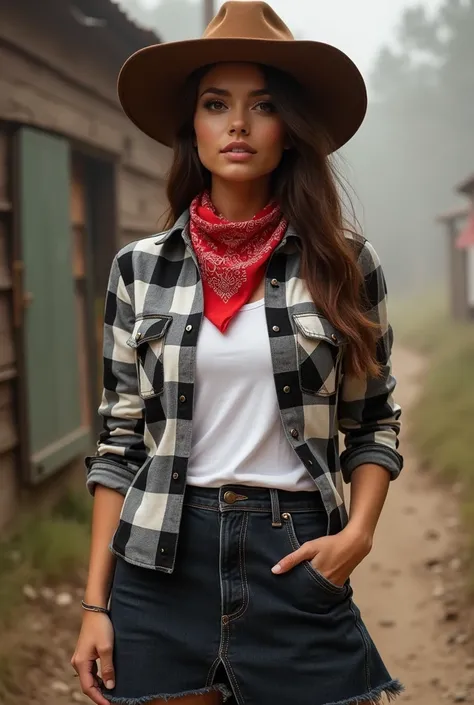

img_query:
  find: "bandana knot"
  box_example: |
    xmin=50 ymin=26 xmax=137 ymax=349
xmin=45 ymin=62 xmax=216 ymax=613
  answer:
xmin=189 ymin=192 xmax=288 ymax=332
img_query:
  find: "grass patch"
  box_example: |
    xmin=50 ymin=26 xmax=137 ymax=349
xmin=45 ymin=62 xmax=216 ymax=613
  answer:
xmin=396 ymin=295 xmax=474 ymax=579
xmin=410 ymin=323 xmax=474 ymax=485
xmin=0 ymin=488 xmax=92 ymax=626
xmin=390 ymin=287 xmax=448 ymax=354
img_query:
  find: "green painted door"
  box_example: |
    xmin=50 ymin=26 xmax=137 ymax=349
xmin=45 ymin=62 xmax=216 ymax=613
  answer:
xmin=16 ymin=127 xmax=90 ymax=483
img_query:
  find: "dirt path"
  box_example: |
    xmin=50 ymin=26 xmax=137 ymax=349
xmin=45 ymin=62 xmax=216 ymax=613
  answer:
xmin=351 ymin=347 xmax=474 ymax=703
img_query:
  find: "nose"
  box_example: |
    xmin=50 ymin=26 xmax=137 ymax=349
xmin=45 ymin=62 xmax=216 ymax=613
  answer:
xmin=228 ymin=114 xmax=249 ymax=137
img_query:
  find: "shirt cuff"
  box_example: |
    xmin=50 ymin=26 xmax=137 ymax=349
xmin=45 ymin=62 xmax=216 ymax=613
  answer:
xmin=85 ymin=457 xmax=137 ymax=497
xmin=340 ymin=444 xmax=404 ymax=484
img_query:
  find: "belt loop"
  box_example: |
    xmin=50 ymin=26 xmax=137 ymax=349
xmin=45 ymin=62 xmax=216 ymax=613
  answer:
xmin=270 ymin=489 xmax=282 ymax=527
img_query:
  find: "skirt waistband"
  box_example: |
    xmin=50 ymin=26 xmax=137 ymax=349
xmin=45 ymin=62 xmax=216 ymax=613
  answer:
xmin=184 ymin=484 xmax=325 ymax=516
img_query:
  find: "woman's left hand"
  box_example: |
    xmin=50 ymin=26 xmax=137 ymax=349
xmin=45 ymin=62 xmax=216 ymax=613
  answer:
xmin=271 ymin=525 xmax=373 ymax=586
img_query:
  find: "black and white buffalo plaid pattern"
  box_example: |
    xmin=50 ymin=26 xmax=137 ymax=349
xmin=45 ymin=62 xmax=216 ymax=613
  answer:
xmin=86 ymin=211 xmax=403 ymax=573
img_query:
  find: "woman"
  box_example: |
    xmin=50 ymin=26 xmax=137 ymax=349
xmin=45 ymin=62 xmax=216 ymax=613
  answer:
xmin=72 ymin=3 xmax=404 ymax=705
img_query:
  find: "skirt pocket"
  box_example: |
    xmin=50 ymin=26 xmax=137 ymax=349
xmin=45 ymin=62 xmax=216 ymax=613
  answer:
xmin=281 ymin=510 xmax=350 ymax=598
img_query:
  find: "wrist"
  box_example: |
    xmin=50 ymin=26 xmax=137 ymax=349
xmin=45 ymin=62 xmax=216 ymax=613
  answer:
xmin=344 ymin=522 xmax=374 ymax=552
xmin=81 ymin=599 xmax=111 ymax=617
xmin=83 ymin=591 xmax=110 ymax=609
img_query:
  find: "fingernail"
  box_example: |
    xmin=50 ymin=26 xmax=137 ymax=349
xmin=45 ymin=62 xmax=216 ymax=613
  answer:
xmin=271 ymin=564 xmax=282 ymax=574
xmin=105 ymin=681 xmax=115 ymax=690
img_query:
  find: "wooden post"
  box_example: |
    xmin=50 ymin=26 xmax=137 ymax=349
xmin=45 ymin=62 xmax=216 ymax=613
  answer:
xmin=204 ymin=0 xmax=214 ymax=28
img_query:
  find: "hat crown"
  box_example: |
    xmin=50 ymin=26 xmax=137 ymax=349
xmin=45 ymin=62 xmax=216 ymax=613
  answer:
xmin=203 ymin=1 xmax=294 ymax=42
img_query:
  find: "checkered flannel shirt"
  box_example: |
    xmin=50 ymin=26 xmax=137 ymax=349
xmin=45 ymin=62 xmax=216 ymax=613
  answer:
xmin=86 ymin=211 xmax=403 ymax=573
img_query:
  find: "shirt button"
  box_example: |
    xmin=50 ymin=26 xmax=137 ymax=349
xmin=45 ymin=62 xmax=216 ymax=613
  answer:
xmin=160 ymin=547 xmax=167 ymax=555
xmin=136 ymin=332 xmax=142 ymax=341
xmin=272 ymin=325 xmax=280 ymax=333
xmin=270 ymin=278 xmax=279 ymax=287
xmin=283 ymin=385 xmax=291 ymax=394
xmin=179 ymin=395 xmax=186 ymax=403
xmin=185 ymin=324 xmax=193 ymax=332
xmin=222 ymin=615 xmax=230 ymax=626
xmin=172 ymin=472 xmax=179 ymax=480
xmin=331 ymin=333 xmax=338 ymax=343
xmin=290 ymin=428 xmax=299 ymax=439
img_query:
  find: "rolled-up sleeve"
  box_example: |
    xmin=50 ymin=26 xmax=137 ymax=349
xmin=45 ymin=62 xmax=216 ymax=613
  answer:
xmin=85 ymin=251 xmax=147 ymax=496
xmin=338 ymin=240 xmax=403 ymax=483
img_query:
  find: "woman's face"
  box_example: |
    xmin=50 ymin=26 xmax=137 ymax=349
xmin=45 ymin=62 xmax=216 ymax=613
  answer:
xmin=193 ymin=63 xmax=286 ymax=184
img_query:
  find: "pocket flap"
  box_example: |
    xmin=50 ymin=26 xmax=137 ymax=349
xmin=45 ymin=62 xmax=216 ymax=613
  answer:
xmin=293 ymin=313 xmax=345 ymax=346
xmin=127 ymin=315 xmax=172 ymax=349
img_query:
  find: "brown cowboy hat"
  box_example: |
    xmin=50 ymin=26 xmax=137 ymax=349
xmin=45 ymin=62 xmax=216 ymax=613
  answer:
xmin=118 ymin=1 xmax=367 ymax=152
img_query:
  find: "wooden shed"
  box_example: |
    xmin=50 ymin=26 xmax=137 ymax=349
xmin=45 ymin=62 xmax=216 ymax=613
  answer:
xmin=0 ymin=0 xmax=171 ymax=529
xmin=437 ymin=174 xmax=474 ymax=322
xmin=456 ymin=175 xmax=474 ymax=318
xmin=437 ymin=205 xmax=470 ymax=320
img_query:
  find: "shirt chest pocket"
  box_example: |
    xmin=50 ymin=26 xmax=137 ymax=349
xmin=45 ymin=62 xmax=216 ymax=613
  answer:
xmin=127 ymin=315 xmax=173 ymax=399
xmin=292 ymin=313 xmax=346 ymax=397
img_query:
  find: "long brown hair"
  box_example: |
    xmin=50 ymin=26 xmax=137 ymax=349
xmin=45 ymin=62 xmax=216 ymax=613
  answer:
xmin=165 ymin=64 xmax=380 ymax=378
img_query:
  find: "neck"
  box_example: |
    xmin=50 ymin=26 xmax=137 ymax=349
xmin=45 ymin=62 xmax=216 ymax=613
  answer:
xmin=210 ymin=178 xmax=271 ymax=221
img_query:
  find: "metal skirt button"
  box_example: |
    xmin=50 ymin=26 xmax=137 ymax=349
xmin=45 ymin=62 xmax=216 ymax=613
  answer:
xmin=223 ymin=490 xmax=238 ymax=504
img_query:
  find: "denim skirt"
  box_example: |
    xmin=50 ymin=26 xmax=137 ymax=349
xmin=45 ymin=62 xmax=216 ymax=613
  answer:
xmin=104 ymin=484 xmax=403 ymax=705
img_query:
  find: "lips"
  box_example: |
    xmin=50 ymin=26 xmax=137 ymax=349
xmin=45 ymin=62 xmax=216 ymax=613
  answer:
xmin=221 ymin=141 xmax=257 ymax=154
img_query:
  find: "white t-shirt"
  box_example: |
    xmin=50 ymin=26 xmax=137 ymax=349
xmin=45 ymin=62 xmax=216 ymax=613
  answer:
xmin=187 ymin=299 xmax=316 ymax=491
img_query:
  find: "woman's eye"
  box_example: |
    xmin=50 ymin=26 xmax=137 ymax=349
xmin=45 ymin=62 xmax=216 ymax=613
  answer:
xmin=255 ymin=101 xmax=277 ymax=113
xmin=204 ymin=100 xmax=226 ymax=111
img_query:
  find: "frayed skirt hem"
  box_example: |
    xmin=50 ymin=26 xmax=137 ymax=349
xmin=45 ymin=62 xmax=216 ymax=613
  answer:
xmin=101 ymin=683 xmax=233 ymax=703
xmin=322 ymin=679 xmax=405 ymax=705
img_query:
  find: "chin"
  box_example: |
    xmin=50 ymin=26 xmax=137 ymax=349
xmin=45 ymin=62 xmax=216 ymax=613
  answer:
xmin=215 ymin=166 xmax=272 ymax=184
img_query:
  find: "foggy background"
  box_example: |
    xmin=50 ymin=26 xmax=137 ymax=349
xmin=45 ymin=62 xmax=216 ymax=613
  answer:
xmin=117 ymin=0 xmax=474 ymax=299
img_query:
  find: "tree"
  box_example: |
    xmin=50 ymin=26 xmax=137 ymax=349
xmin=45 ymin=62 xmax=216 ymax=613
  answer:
xmin=346 ymin=0 xmax=474 ymax=296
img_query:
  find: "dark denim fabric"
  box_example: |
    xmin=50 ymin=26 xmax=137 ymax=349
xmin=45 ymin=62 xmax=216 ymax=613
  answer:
xmin=104 ymin=485 xmax=403 ymax=705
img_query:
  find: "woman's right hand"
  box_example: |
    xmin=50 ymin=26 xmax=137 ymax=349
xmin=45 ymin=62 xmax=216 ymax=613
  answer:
xmin=71 ymin=611 xmax=115 ymax=705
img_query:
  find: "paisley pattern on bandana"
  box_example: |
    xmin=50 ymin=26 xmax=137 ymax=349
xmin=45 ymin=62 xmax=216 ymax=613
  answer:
xmin=189 ymin=191 xmax=288 ymax=332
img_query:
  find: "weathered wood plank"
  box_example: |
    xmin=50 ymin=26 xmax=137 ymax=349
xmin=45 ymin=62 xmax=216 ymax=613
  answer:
xmin=0 ymin=220 xmax=12 ymax=291
xmin=0 ymin=0 xmax=120 ymax=107
xmin=0 ymin=382 xmax=18 ymax=455
xmin=0 ymin=451 xmax=18 ymax=529
xmin=118 ymin=170 xmax=168 ymax=234
xmin=0 ymin=46 xmax=171 ymax=182
xmin=0 ymin=131 xmax=9 ymax=204
xmin=0 ymin=293 xmax=14 ymax=369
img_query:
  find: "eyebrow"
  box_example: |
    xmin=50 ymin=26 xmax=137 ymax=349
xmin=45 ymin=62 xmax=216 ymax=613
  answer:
xmin=199 ymin=87 xmax=271 ymax=98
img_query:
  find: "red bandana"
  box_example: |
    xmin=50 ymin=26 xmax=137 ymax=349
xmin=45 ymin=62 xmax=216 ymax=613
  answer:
xmin=189 ymin=192 xmax=288 ymax=333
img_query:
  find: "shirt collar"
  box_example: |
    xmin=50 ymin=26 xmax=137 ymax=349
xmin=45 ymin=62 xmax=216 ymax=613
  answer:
xmin=153 ymin=210 xmax=190 ymax=245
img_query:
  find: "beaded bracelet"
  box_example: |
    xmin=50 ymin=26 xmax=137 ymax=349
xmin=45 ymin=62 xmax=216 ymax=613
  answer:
xmin=81 ymin=600 xmax=110 ymax=616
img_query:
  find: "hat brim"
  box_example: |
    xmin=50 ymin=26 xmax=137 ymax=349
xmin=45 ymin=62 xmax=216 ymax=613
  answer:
xmin=118 ymin=38 xmax=367 ymax=152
